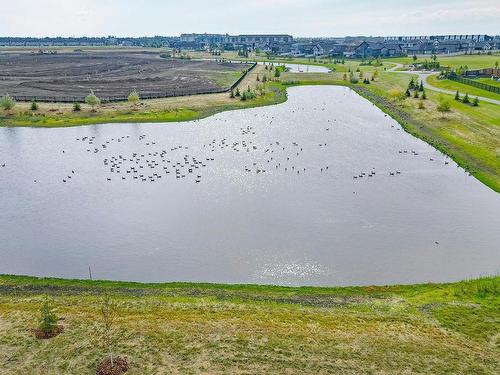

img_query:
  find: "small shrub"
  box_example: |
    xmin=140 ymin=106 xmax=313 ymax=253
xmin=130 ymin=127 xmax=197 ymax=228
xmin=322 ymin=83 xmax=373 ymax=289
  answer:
xmin=350 ymin=76 xmax=359 ymax=84
xmin=127 ymin=89 xmax=140 ymax=107
xmin=472 ymin=97 xmax=479 ymax=106
xmin=421 ymin=90 xmax=427 ymax=100
xmin=30 ymin=100 xmax=38 ymax=111
xmin=235 ymin=88 xmax=241 ymax=97
xmin=405 ymin=89 xmax=411 ymax=97
xmin=39 ymin=296 xmax=58 ymax=335
xmin=413 ymin=90 xmax=419 ymax=99
xmin=418 ymin=100 xmax=425 ymax=109
xmin=73 ymin=102 xmax=81 ymax=112
xmin=241 ymin=90 xmax=256 ymax=101
xmin=437 ymin=99 xmax=451 ymax=117
xmin=85 ymin=90 xmax=101 ymax=111
xmin=462 ymin=93 xmax=470 ymax=104
xmin=455 ymin=90 xmax=460 ymax=101
xmin=0 ymin=94 xmax=16 ymax=111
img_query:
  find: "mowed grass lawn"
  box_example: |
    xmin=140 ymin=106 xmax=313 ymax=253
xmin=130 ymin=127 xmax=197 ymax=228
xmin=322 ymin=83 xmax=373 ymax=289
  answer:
xmin=386 ymin=53 xmax=500 ymax=69
xmin=0 ymin=275 xmax=498 ymax=374
xmin=476 ymin=77 xmax=500 ymax=88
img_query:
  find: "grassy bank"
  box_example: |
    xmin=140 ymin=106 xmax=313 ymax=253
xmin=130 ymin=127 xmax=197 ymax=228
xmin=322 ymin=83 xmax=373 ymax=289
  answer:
xmin=427 ymin=74 xmax=500 ymax=101
xmin=0 ymin=65 xmax=286 ymax=128
xmin=0 ymin=275 xmax=498 ymax=374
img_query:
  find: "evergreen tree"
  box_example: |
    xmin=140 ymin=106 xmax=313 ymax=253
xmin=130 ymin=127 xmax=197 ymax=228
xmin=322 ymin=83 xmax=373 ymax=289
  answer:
xmin=455 ymin=90 xmax=460 ymax=101
xmin=462 ymin=93 xmax=470 ymax=104
xmin=473 ymin=97 xmax=479 ymax=106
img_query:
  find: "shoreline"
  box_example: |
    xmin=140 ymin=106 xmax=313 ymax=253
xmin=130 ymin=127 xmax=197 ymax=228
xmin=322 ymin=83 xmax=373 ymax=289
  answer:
xmin=1 ymin=272 xmax=498 ymax=295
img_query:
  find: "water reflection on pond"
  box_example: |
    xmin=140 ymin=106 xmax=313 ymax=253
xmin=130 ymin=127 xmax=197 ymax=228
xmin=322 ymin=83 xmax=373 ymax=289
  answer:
xmin=0 ymin=86 xmax=499 ymax=286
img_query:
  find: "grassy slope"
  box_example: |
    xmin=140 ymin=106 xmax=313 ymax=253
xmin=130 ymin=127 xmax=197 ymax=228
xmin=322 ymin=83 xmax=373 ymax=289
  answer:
xmin=0 ymin=275 xmax=498 ymax=374
xmin=427 ymin=75 xmax=500 ymax=101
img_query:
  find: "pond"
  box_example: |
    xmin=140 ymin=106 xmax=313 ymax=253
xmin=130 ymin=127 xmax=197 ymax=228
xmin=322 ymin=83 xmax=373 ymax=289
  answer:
xmin=257 ymin=61 xmax=330 ymax=73
xmin=0 ymin=86 xmax=499 ymax=286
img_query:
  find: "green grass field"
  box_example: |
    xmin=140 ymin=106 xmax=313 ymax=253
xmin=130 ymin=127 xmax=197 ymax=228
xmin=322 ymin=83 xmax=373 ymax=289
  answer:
xmin=385 ymin=53 xmax=500 ymax=69
xmin=0 ymin=275 xmax=498 ymax=374
xmin=476 ymin=77 xmax=500 ymax=88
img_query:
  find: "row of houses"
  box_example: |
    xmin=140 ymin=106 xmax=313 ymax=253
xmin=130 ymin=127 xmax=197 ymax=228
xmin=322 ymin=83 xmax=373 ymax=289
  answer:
xmin=1 ymin=34 xmax=498 ymax=57
xmin=280 ymin=35 xmax=500 ymax=58
xmin=175 ymin=33 xmax=293 ymax=51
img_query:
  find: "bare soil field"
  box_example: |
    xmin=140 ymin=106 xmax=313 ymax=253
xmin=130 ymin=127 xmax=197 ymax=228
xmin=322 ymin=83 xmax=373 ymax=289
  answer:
xmin=0 ymin=52 xmax=251 ymax=101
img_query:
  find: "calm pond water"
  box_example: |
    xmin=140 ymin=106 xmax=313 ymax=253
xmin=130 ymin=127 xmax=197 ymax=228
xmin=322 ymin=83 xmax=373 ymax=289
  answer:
xmin=283 ymin=63 xmax=331 ymax=73
xmin=256 ymin=61 xmax=330 ymax=73
xmin=0 ymin=86 xmax=499 ymax=286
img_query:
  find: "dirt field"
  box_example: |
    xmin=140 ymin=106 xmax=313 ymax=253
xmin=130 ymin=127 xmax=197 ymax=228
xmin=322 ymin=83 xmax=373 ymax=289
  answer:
xmin=0 ymin=52 xmax=251 ymax=101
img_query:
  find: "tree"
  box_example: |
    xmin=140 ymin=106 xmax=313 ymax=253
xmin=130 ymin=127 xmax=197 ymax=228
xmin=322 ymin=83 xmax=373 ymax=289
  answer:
xmin=30 ymin=100 xmax=38 ymax=111
xmin=0 ymin=94 xmax=16 ymax=111
xmin=405 ymin=88 xmax=411 ymax=97
xmin=412 ymin=55 xmax=418 ymax=63
xmin=99 ymin=295 xmax=119 ymax=369
xmin=235 ymin=88 xmax=241 ymax=97
xmin=85 ymin=90 xmax=101 ymax=111
xmin=73 ymin=102 xmax=81 ymax=112
xmin=39 ymin=296 xmax=58 ymax=335
xmin=437 ymin=100 xmax=451 ymax=117
xmin=274 ymin=69 xmax=281 ymax=78
xmin=127 ymin=89 xmax=140 ymax=107
xmin=414 ymin=90 xmax=419 ymax=99
xmin=473 ymin=97 xmax=480 ymax=106
xmin=421 ymin=89 xmax=427 ymax=100
xmin=408 ymin=78 xmax=416 ymax=90
xmin=419 ymin=80 xmax=424 ymax=92
xmin=455 ymin=90 xmax=460 ymax=101
xmin=462 ymin=93 xmax=470 ymax=104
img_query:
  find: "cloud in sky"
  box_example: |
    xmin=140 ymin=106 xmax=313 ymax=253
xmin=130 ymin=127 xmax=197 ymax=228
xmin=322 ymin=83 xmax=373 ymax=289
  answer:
xmin=0 ymin=0 xmax=498 ymax=37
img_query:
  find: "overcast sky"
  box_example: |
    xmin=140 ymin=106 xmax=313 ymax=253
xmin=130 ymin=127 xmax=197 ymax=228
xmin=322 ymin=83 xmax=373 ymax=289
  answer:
xmin=1 ymin=0 xmax=499 ymax=37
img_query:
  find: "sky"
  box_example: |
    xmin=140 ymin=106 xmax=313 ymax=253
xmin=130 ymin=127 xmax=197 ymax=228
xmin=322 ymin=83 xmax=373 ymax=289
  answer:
xmin=0 ymin=0 xmax=499 ymax=38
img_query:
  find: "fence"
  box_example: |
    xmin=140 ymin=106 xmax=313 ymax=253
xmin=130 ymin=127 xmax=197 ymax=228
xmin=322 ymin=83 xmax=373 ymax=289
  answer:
xmin=448 ymin=75 xmax=500 ymax=94
xmin=11 ymin=62 xmax=258 ymax=103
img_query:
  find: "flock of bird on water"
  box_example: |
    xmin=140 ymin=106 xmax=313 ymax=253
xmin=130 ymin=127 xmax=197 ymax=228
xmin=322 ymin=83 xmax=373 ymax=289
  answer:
xmin=0 ymin=103 xmax=460 ymax=186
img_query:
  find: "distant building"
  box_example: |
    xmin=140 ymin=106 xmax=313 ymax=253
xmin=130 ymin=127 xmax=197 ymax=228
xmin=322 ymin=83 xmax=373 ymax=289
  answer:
xmin=177 ymin=33 xmax=293 ymax=51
